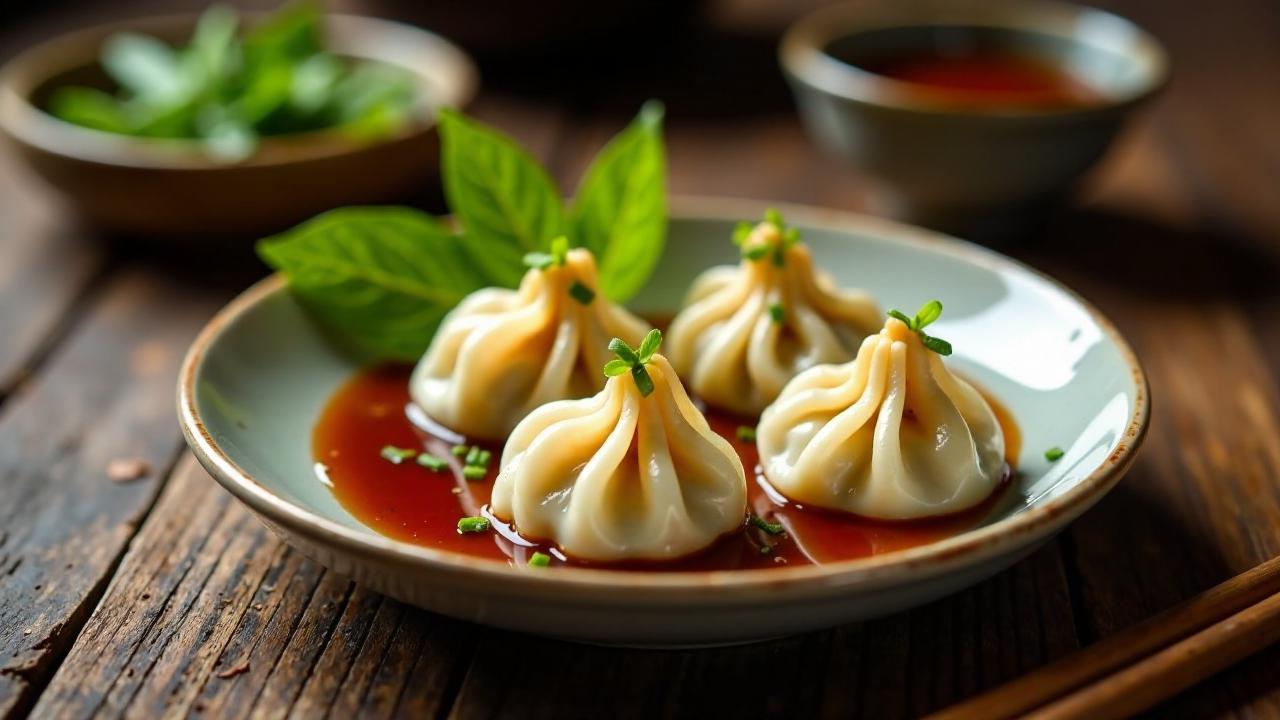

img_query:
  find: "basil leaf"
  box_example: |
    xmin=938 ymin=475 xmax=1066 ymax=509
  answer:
xmin=568 ymin=101 xmax=666 ymax=301
xmin=258 ymin=207 xmax=485 ymax=361
xmin=438 ymin=108 xmax=564 ymax=288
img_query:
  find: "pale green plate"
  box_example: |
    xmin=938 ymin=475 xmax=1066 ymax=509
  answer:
xmin=179 ymin=198 xmax=1149 ymax=646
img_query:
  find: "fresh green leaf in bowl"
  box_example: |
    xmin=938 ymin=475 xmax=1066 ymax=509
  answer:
xmin=259 ymin=103 xmax=667 ymax=361
xmin=46 ymin=3 xmax=424 ymax=162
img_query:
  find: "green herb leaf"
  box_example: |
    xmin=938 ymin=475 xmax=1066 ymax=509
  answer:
xmin=380 ymin=445 xmax=416 ymax=464
xmin=102 ymin=32 xmax=190 ymax=101
xmin=438 ymin=108 xmax=564 ymax=287
xmin=921 ymin=335 xmax=953 ymax=356
xmin=749 ymin=514 xmax=784 ymax=535
xmin=522 ymin=252 xmax=555 ymax=270
xmin=768 ymin=302 xmax=785 ymax=324
xmin=457 ymin=516 xmax=490 ymax=533
xmin=257 ymin=207 xmax=485 ymax=362
xmin=736 ymin=425 xmax=757 ymax=443
xmin=637 ymin=328 xmax=662 ymax=362
xmin=569 ymin=101 xmax=666 ymax=302
xmin=416 ymin=453 xmax=447 ymax=471
xmin=631 ymin=365 xmax=655 ymax=397
xmin=742 ymin=245 xmax=770 ymax=261
xmin=887 ymin=309 xmax=915 ymax=328
xmin=732 ymin=221 xmax=753 ymax=245
xmin=915 ymin=300 xmax=943 ymax=329
xmin=764 ymin=208 xmax=784 ymax=228
xmin=48 ymin=87 xmax=133 ymax=133
xmin=603 ymin=359 xmax=632 ymax=377
xmin=607 ymin=337 xmax=640 ymax=365
xmin=569 ymin=281 xmax=595 ymax=305
xmin=1045 ymin=446 xmax=1065 ymax=462
xmin=528 ymin=551 xmax=551 ymax=568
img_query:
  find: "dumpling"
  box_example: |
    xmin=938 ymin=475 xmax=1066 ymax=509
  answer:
xmin=411 ymin=239 xmax=650 ymax=439
xmin=491 ymin=330 xmax=748 ymax=562
xmin=756 ymin=302 xmax=1005 ymax=520
xmin=665 ymin=209 xmax=881 ymax=416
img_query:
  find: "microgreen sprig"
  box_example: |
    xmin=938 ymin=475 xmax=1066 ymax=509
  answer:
xmin=887 ymin=300 xmax=953 ymax=356
xmin=523 ymin=236 xmax=571 ymax=270
xmin=733 ymin=208 xmax=801 ymax=265
xmin=603 ymin=329 xmax=662 ymax=397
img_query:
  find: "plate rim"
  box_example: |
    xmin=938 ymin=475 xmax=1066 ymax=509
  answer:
xmin=177 ymin=196 xmax=1150 ymax=598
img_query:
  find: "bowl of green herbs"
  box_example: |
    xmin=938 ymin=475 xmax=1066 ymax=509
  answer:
xmin=0 ymin=4 xmax=477 ymax=238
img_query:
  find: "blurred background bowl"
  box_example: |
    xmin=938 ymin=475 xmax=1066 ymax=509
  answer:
xmin=780 ymin=0 xmax=1168 ymax=239
xmin=0 ymin=13 xmax=477 ymax=240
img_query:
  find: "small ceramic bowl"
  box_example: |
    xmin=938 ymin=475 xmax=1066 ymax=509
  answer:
xmin=0 ymin=14 xmax=477 ymax=239
xmin=780 ymin=0 xmax=1168 ymax=238
xmin=177 ymin=198 xmax=1149 ymax=646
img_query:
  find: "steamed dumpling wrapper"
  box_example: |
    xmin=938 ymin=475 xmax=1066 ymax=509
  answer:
xmin=411 ymin=243 xmax=650 ymax=440
xmin=665 ymin=210 xmax=881 ymax=416
xmin=492 ymin=330 xmax=747 ymax=562
xmin=756 ymin=303 xmax=1005 ymax=520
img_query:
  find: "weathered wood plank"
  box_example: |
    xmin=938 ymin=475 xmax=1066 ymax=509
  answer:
xmin=0 ymin=267 xmax=224 ymax=718
xmin=32 ymin=457 xmax=475 ymax=720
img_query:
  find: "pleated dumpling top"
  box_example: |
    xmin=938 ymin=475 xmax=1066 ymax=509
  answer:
xmin=491 ymin=330 xmax=748 ymax=562
xmin=756 ymin=302 xmax=1006 ymax=520
xmin=411 ymin=240 xmax=651 ymax=439
xmin=665 ymin=210 xmax=881 ymax=415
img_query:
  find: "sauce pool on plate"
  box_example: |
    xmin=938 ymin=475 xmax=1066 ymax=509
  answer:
xmin=313 ymin=365 xmax=1021 ymax=571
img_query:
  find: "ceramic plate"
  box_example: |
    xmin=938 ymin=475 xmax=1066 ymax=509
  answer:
xmin=178 ymin=198 xmax=1149 ymax=646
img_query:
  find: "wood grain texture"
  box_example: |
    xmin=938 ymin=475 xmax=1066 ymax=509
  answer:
xmin=4 ymin=0 xmax=1280 ymax=716
xmin=31 ymin=457 xmax=475 ymax=720
xmin=0 ymin=268 xmax=223 ymax=718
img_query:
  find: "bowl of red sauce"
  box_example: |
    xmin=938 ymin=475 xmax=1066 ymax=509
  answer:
xmin=780 ymin=0 xmax=1168 ymax=238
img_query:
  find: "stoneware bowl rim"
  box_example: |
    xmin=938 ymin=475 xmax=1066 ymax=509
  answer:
xmin=177 ymin=196 xmax=1150 ymax=599
xmin=779 ymin=0 xmax=1170 ymax=119
xmin=0 ymin=12 xmax=478 ymax=170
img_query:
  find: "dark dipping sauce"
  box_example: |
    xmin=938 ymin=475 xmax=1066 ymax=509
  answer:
xmin=826 ymin=26 xmax=1104 ymax=109
xmin=314 ymin=365 xmax=1021 ymax=571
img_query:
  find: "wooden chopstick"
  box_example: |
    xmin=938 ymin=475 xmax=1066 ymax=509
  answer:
xmin=926 ymin=555 xmax=1280 ymax=720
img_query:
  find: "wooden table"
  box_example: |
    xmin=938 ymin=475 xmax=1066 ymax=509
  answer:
xmin=3 ymin=0 xmax=1279 ymax=717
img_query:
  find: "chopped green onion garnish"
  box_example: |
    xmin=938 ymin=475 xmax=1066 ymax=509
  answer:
xmin=450 ymin=444 xmax=469 ymax=457
xmin=476 ymin=449 xmax=492 ymax=467
xmin=606 ymin=331 xmax=662 ymax=397
xmin=569 ymin=281 xmax=595 ymax=305
xmin=457 ymin=516 xmax=490 ymax=533
xmin=749 ymin=515 xmax=784 ymax=536
xmin=631 ymin=365 xmax=655 ymax=397
xmin=759 ymin=544 xmax=773 ymax=555
xmin=380 ymin=445 xmax=416 ymax=465
xmin=768 ymin=302 xmax=785 ymax=324
xmin=528 ymin=552 xmax=551 ymax=568
xmin=462 ymin=465 xmax=486 ymax=481
xmin=1045 ymin=446 xmax=1065 ymax=462
xmin=465 ymin=445 xmax=481 ymax=466
xmin=736 ymin=425 xmax=757 ymax=443
xmin=887 ymin=301 xmax=953 ymax=356
xmin=416 ymin=453 xmax=448 ymax=472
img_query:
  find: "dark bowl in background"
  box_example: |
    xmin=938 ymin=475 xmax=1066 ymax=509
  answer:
xmin=780 ymin=0 xmax=1168 ymax=239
